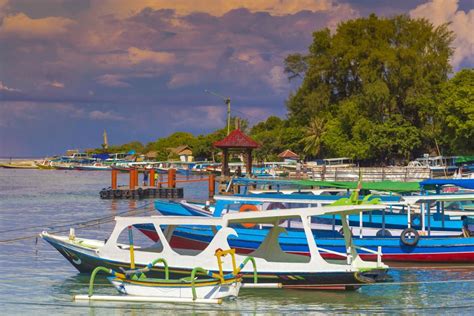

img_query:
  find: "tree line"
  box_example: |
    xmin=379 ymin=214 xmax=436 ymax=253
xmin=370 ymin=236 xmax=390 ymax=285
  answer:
xmin=99 ymin=14 xmax=473 ymax=165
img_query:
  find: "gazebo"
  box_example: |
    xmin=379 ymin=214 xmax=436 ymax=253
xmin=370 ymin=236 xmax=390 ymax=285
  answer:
xmin=213 ymin=129 xmax=260 ymax=177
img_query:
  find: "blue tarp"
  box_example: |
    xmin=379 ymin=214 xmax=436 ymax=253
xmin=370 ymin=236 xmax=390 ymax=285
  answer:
xmin=92 ymin=153 xmax=110 ymax=160
xmin=420 ymin=179 xmax=474 ymax=190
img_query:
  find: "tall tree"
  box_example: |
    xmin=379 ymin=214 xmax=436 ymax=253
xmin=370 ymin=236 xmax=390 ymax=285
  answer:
xmin=285 ymin=14 xmax=454 ymax=163
xmin=301 ymin=117 xmax=326 ymax=158
xmin=436 ymin=69 xmax=474 ymax=154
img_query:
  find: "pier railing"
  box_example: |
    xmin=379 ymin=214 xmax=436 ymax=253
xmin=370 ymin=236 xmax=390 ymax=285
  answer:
xmin=290 ymin=166 xmax=432 ymax=182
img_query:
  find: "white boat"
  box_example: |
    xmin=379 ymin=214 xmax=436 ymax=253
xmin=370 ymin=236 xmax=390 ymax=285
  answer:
xmin=41 ymin=203 xmax=390 ymax=290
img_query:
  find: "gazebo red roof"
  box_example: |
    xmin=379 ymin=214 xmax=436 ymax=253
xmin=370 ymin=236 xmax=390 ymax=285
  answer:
xmin=278 ymin=149 xmax=299 ymax=159
xmin=213 ymin=129 xmax=260 ymax=149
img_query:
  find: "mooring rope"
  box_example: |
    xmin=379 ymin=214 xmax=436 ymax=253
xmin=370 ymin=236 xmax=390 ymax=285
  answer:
xmin=0 ymin=202 xmax=154 ymax=243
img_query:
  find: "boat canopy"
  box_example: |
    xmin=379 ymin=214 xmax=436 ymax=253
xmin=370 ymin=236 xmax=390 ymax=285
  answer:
xmin=455 ymin=156 xmax=474 ymax=164
xmin=223 ymin=204 xmax=384 ymax=225
xmin=420 ymin=179 xmax=474 ymax=190
xmin=401 ymin=193 xmax=474 ymax=205
xmin=296 ymin=180 xmax=421 ymax=193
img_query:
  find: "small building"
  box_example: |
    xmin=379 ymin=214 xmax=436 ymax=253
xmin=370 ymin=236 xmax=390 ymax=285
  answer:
xmin=170 ymin=145 xmax=193 ymax=162
xmin=278 ymin=149 xmax=299 ymax=163
xmin=145 ymin=151 xmax=158 ymax=160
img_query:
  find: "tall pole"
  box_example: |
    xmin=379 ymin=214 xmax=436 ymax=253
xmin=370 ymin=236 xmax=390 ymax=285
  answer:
xmin=205 ymin=90 xmax=231 ymax=135
xmin=226 ymin=97 xmax=231 ymax=135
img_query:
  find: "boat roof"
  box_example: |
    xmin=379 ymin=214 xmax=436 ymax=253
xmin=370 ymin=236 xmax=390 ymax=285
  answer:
xmin=223 ymin=204 xmax=384 ymax=225
xmin=215 ymin=194 xmax=399 ymax=204
xmin=114 ymin=215 xmax=223 ymax=226
xmin=401 ymin=193 xmax=474 ymax=205
xmin=420 ymin=179 xmax=474 ymax=190
xmin=115 ymin=204 xmax=384 ymax=226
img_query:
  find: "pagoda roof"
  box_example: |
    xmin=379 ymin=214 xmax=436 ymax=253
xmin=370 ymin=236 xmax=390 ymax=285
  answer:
xmin=278 ymin=149 xmax=299 ymax=159
xmin=213 ymin=129 xmax=260 ymax=149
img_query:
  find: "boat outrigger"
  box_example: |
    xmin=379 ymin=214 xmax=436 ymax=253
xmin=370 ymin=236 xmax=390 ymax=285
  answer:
xmin=76 ymin=245 xmax=256 ymax=304
xmin=41 ymin=204 xmax=390 ymax=290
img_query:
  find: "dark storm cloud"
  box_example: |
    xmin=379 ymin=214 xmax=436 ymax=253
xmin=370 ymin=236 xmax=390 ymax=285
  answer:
xmin=0 ymin=0 xmax=472 ymax=156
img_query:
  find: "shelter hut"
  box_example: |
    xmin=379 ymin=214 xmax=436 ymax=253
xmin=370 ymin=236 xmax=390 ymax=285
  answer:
xmin=278 ymin=149 xmax=299 ymax=163
xmin=213 ymin=129 xmax=260 ymax=177
xmin=145 ymin=151 xmax=158 ymax=160
xmin=169 ymin=145 xmax=193 ymax=162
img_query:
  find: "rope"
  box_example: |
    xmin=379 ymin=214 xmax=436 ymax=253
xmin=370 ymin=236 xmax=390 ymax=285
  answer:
xmin=0 ymin=202 xmax=153 ymax=244
xmin=0 ymin=201 xmax=152 ymax=235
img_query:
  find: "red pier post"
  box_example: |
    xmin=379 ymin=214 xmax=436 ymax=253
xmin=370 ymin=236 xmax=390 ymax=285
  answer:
xmin=168 ymin=169 xmax=176 ymax=188
xmin=149 ymin=168 xmax=155 ymax=187
xmin=208 ymin=173 xmax=215 ymax=199
xmin=111 ymin=169 xmax=118 ymax=190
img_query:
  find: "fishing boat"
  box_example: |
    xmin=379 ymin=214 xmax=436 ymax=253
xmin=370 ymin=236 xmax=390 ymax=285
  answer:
xmin=0 ymin=160 xmax=38 ymax=169
xmin=152 ymin=190 xmax=474 ymax=263
xmin=74 ymin=162 xmax=111 ymax=171
xmin=41 ymin=203 xmax=389 ymax=290
xmin=76 ymin=247 xmax=252 ymax=304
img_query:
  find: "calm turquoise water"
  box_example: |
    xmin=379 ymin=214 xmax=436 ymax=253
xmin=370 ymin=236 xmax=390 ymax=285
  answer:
xmin=1 ymin=168 xmax=474 ymax=314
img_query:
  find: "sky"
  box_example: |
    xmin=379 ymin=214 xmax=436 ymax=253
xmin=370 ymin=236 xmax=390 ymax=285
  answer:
xmin=0 ymin=0 xmax=472 ymax=157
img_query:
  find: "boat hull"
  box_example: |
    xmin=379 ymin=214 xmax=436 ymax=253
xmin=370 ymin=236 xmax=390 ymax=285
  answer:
xmin=41 ymin=234 xmax=383 ymax=290
xmin=109 ymin=277 xmax=241 ymax=299
xmin=136 ymin=223 xmax=474 ymax=264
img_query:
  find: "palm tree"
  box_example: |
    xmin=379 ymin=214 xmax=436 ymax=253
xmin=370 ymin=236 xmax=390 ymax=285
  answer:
xmin=301 ymin=117 xmax=327 ymax=158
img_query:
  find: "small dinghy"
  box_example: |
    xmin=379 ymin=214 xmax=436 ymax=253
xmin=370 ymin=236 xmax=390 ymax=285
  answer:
xmin=74 ymin=233 xmax=257 ymax=304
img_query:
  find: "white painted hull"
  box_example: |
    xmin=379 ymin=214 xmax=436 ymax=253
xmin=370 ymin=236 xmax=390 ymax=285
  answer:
xmin=110 ymin=279 xmax=241 ymax=299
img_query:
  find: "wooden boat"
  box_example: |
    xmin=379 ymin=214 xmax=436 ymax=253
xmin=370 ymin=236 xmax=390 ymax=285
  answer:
xmin=0 ymin=161 xmax=38 ymax=169
xmin=35 ymin=160 xmax=55 ymax=169
xmin=74 ymin=163 xmax=111 ymax=171
xmin=153 ymin=192 xmax=474 ymax=263
xmin=41 ymin=204 xmax=390 ymax=290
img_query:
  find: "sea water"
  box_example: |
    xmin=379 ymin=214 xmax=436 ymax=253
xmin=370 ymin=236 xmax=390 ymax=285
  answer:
xmin=1 ymin=168 xmax=474 ymax=315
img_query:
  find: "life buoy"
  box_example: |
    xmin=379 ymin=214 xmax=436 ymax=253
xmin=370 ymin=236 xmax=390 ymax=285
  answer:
xmin=239 ymin=204 xmax=259 ymax=228
xmin=400 ymin=228 xmax=420 ymax=246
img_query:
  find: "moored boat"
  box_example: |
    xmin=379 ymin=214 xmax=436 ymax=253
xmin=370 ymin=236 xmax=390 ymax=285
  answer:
xmin=41 ymin=203 xmax=390 ymax=290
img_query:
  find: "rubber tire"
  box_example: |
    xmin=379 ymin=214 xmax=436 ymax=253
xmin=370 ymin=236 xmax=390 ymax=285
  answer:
xmin=114 ymin=190 xmax=123 ymax=198
xmin=100 ymin=189 xmax=108 ymax=199
xmin=376 ymin=229 xmax=392 ymax=237
xmin=400 ymin=228 xmax=420 ymax=246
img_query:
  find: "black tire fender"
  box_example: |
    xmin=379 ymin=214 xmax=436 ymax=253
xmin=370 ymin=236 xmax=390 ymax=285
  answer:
xmin=376 ymin=229 xmax=392 ymax=237
xmin=100 ymin=189 xmax=108 ymax=199
xmin=400 ymin=228 xmax=420 ymax=246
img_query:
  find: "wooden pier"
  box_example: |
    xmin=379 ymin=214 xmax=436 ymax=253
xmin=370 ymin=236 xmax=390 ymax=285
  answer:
xmin=99 ymin=168 xmax=215 ymax=200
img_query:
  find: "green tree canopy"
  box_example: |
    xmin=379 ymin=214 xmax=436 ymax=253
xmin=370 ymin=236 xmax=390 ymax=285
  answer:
xmin=285 ymin=14 xmax=454 ymax=163
xmin=436 ymin=69 xmax=474 ymax=154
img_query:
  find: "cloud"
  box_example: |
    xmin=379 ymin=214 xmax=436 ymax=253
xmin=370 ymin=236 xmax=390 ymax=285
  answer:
xmin=0 ymin=81 xmax=21 ymax=92
xmin=92 ymin=0 xmax=334 ymax=18
xmin=89 ymin=110 xmax=125 ymax=121
xmin=128 ymin=47 xmax=177 ymax=65
xmin=167 ymin=73 xmax=200 ymax=88
xmin=410 ymin=0 xmax=474 ymax=68
xmin=97 ymin=74 xmax=131 ymax=87
xmin=0 ymin=12 xmax=75 ymax=39
xmin=165 ymin=105 xmax=226 ymax=129
xmin=264 ymin=66 xmax=289 ymax=93
xmin=49 ymin=81 xmax=65 ymax=88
